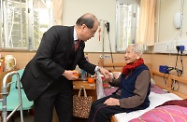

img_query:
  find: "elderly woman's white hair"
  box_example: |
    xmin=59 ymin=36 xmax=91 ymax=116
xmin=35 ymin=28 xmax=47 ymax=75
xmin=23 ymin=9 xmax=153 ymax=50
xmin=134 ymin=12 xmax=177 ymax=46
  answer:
xmin=128 ymin=44 xmax=144 ymax=54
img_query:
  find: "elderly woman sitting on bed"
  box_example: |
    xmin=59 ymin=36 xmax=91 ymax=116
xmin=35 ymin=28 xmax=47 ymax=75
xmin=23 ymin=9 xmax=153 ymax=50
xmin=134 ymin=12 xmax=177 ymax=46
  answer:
xmin=88 ymin=44 xmax=151 ymax=122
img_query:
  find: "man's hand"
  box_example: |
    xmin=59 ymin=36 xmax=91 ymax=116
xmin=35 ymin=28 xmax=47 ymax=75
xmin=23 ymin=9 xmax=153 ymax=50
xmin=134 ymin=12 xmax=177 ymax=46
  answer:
xmin=62 ymin=70 xmax=79 ymax=80
xmin=99 ymin=67 xmax=111 ymax=80
xmin=104 ymin=98 xmax=120 ymax=106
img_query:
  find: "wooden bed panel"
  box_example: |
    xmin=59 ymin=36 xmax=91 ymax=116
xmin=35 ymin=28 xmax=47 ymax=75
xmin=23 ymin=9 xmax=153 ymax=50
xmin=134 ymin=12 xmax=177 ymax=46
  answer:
xmin=102 ymin=62 xmax=152 ymax=72
xmin=151 ymin=70 xmax=187 ymax=99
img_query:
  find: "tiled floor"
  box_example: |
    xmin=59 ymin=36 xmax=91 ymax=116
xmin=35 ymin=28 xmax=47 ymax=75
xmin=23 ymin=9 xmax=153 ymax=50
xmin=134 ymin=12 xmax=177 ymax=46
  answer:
xmin=14 ymin=114 xmax=88 ymax=122
xmin=73 ymin=117 xmax=88 ymax=122
xmin=1 ymin=110 xmax=88 ymax=122
xmin=15 ymin=115 xmax=34 ymax=122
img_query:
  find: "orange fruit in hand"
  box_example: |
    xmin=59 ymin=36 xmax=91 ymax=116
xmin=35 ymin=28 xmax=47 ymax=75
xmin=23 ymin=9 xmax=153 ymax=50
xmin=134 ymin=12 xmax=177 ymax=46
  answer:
xmin=73 ymin=70 xmax=79 ymax=77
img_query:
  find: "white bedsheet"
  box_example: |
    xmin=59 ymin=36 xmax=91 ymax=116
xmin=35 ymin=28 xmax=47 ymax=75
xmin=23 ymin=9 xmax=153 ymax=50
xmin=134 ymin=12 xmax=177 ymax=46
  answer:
xmin=115 ymin=92 xmax=182 ymax=122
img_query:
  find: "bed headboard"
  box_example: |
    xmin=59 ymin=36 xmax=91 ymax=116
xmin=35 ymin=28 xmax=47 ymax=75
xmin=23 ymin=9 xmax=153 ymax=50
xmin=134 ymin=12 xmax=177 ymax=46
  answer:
xmin=151 ymin=70 xmax=187 ymax=99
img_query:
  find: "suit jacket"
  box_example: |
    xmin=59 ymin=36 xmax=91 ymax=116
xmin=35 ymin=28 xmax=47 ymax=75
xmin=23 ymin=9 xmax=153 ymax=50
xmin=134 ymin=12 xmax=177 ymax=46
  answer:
xmin=21 ymin=26 xmax=96 ymax=101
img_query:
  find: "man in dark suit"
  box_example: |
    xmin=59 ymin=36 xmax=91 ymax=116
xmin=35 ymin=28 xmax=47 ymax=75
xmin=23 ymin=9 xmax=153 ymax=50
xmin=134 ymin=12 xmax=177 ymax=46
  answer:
xmin=21 ymin=13 xmax=110 ymax=122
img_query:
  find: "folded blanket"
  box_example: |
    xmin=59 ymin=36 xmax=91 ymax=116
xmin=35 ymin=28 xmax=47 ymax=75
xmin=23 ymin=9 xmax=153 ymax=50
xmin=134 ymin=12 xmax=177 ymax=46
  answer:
xmin=156 ymin=99 xmax=187 ymax=108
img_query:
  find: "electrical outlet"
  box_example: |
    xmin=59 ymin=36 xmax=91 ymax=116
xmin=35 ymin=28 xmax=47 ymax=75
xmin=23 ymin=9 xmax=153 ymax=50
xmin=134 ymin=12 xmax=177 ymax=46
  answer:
xmin=154 ymin=40 xmax=187 ymax=54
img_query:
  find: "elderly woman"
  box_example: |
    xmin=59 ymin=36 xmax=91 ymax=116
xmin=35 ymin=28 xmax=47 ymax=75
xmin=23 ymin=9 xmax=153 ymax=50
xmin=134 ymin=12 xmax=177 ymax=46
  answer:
xmin=88 ymin=44 xmax=151 ymax=122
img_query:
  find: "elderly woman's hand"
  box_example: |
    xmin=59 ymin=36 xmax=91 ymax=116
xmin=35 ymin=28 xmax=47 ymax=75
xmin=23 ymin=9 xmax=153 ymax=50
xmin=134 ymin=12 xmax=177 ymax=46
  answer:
xmin=104 ymin=98 xmax=120 ymax=106
xmin=99 ymin=67 xmax=111 ymax=80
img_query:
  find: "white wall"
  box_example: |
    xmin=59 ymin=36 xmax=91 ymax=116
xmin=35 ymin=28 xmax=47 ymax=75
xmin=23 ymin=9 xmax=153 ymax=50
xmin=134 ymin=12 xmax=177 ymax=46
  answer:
xmin=158 ymin=0 xmax=187 ymax=43
xmin=62 ymin=0 xmax=116 ymax=52
xmin=62 ymin=0 xmax=187 ymax=53
xmin=154 ymin=0 xmax=187 ymax=53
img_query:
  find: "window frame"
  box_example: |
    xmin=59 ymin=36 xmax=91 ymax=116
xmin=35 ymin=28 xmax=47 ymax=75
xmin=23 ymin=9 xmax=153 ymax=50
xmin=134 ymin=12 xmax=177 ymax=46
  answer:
xmin=115 ymin=0 xmax=140 ymax=52
xmin=0 ymin=0 xmax=52 ymax=51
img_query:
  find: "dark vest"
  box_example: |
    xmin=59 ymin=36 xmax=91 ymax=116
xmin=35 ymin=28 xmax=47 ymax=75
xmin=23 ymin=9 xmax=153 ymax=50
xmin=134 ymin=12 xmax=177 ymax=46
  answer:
xmin=120 ymin=64 xmax=150 ymax=112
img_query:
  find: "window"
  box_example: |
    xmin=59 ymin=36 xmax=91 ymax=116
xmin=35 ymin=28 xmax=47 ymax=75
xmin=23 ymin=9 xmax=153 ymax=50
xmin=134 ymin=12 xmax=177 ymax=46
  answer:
xmin=115 ymin=0 xmax=140 ymax=52
xmin=0 ymin=0 xmax=52 ymax=51
xmin=1 ymin=0 xmax=27 ymax=49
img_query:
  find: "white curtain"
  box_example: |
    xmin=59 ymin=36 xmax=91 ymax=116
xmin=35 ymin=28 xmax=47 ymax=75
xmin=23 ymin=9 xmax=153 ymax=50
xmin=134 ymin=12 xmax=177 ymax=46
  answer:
xmin=136 ymin=0 xmax=157 ymax=46
xmin=52 ymin=0 xmax=64 ymax=25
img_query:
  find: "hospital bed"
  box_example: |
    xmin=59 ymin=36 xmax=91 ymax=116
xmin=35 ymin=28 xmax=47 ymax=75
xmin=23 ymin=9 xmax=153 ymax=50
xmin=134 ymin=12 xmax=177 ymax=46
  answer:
xmin=109 ymin=69 xmax=187 ymax=122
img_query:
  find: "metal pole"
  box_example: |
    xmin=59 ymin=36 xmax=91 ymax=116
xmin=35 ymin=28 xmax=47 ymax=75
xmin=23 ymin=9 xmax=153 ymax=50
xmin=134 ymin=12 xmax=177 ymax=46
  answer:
xmin=101 ymin=20 xmax=106 ymax=66
xmin=2 ymin=71 xmax=24 ymax=122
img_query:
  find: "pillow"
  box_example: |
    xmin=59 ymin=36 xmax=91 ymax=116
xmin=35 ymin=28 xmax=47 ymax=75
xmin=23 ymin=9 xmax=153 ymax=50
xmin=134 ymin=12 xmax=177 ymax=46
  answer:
xmin=150 ymin=85 xmax=168 ymax=94
xmin=150 ymin=78 xmax=155 ymax=86
xmin=129 ymin=105 xmax=187 ymax=122
xmin=148 ymin=92 xmax=182 ymax=109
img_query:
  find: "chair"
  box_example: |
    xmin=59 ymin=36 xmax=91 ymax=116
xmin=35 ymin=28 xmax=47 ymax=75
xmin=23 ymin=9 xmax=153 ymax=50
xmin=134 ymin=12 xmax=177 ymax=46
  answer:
xmin=0 ymin=69 xmax=33 ymax=122
xmin=9 ymin=69 xmax=33 ymax=111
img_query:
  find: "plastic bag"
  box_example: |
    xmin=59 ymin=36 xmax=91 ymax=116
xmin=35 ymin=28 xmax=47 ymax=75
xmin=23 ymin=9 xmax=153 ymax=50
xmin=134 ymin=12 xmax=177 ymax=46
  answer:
xmin=96 ymin=72 xmax=106 ymax=99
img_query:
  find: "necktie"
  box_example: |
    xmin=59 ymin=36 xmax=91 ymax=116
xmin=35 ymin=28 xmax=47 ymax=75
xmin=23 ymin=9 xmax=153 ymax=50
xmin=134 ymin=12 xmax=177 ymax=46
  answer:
xmin=74 ymin=40 xmax=80 ymax=51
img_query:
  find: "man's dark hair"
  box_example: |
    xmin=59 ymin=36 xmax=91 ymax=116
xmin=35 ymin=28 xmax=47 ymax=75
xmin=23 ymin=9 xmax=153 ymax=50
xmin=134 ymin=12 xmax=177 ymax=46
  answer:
xmin=76 ymin=13 xmax=97 ymax=29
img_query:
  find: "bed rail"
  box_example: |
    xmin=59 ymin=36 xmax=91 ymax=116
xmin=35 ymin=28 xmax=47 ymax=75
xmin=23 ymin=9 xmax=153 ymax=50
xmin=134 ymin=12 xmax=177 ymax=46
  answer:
xmin=151 ymin=70 xmax=187 ymax=99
